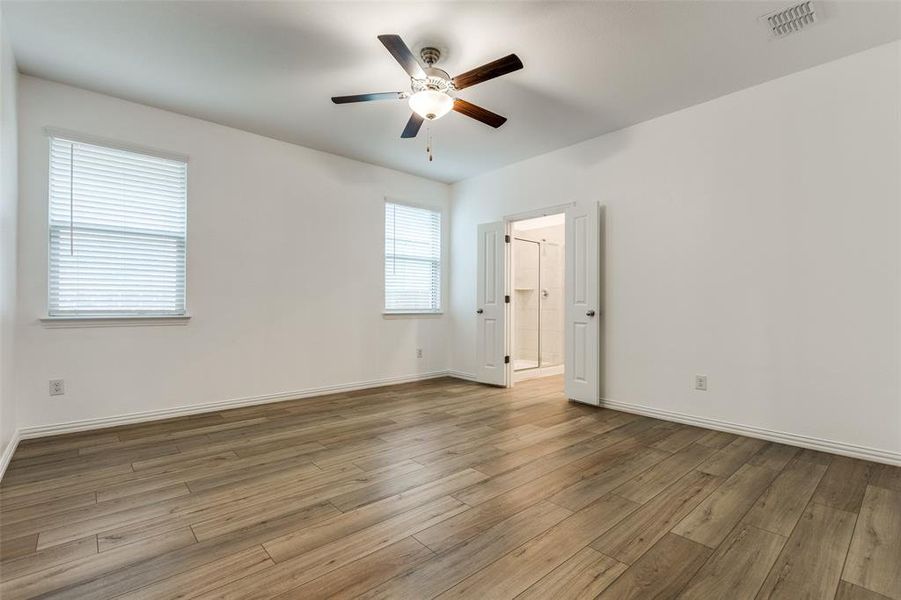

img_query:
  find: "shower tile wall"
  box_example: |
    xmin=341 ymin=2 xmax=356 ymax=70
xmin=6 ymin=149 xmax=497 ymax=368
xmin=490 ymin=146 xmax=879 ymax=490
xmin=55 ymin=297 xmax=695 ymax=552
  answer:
xmin=540 ymin=240 xmax=564 ymax=366
xmin=513 ymin=224 xmax=564 ymax=369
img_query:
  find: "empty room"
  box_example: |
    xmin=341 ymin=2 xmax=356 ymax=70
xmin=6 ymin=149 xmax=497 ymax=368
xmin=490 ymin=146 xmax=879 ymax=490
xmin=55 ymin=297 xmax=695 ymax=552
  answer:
xmin=0 ymin=1 xmax=899 ymax=598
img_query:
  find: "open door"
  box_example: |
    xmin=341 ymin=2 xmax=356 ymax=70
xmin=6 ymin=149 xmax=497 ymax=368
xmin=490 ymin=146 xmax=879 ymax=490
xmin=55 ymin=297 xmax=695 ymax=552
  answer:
xmin=564 ymin=201 xmax=600 ymax=405
xmin=475 ymin=222 xmax=508 ymax=386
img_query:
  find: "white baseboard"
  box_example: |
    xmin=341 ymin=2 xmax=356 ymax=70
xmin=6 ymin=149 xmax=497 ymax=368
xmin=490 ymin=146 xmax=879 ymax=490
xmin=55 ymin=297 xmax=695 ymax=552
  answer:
xmin=599 ymin=397 xmax=901 ymax=467
xmin=447 ymin=370 xmax=478 ymax=381
xmin=0 ymin=429 xmax=22 ymax=482
xmin=15 ymin=370 xmax=452 ymax=442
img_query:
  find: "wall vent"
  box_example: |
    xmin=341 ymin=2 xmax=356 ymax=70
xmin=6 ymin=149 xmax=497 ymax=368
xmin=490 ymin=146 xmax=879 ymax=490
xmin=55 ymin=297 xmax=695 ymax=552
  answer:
xmin=761 ymin=1 xmax=821 ymax=39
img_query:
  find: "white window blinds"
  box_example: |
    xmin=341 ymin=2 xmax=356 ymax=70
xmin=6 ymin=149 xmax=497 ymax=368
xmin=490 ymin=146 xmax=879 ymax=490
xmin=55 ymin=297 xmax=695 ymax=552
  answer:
xmin=48 ymin=136 xmax=187 ymax=317
xmin=385 ymin=202 xmax=441 ymax=313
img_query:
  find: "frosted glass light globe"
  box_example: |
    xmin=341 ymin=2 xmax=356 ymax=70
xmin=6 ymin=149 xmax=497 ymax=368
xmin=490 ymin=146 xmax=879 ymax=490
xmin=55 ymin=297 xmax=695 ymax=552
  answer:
xmin=408 ymin=90 xmax=453 ymax=120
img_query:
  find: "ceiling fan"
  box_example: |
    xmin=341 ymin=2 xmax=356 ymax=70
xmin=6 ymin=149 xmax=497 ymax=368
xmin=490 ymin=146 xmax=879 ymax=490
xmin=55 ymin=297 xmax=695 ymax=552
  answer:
xmin=332 ymin=34 xmax=523 ymax=138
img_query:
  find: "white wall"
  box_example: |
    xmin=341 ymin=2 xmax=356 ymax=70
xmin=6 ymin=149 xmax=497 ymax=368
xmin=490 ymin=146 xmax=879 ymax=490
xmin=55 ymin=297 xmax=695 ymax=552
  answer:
xmin=16 ymin=76 xmax=450 ymax=431
xmin=450 ymin=41 xmax=901 ymax=459
xmin=0 ymin=10 xmax=19 ymax=465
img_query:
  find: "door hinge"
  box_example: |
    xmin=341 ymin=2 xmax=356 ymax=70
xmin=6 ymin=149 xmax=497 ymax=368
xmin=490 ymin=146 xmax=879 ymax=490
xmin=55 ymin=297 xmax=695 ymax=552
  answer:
xmin=505 ymin=295 xmax=510 ymax=303
xmin=504 ymin=355 xmax=510 ymax=364
xmin=505 ymin=234 xmax=510 ymax=243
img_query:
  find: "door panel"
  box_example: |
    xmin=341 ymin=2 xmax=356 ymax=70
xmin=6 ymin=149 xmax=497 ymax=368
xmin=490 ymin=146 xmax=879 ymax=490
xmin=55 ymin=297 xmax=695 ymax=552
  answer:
xmin=572 ymin=322 xmax=587 ymax=382
xmin=483 ymin=318 xmax=497 ymax=367
xmin=476 ymin=222 xmax=508 ymax=385
xmin=573 ymin=216 xmax=587 ymax=303
xmin=484 ymin=232 xmax=496 ymax=302
xmin=565 ymin=202 xmax=600 ymax=404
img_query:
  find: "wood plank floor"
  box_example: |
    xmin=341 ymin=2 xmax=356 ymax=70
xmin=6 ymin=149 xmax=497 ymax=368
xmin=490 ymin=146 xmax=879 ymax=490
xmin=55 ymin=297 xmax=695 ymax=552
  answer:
xmin=1 ymin=375 xmax=899 ymax=599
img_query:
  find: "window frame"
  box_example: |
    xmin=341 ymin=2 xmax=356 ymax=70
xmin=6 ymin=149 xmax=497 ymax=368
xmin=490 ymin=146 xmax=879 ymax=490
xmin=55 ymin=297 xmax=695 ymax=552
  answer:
xmin=42 ymin=128 xmax=190 ymax=325
xmin=383 ymin=198 xmax=444 ymax=316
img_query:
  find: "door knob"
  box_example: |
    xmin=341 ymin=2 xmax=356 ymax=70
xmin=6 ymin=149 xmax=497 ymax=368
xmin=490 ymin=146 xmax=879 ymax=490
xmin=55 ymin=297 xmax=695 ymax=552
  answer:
xmin=476 ymin=309 xmax=484 ymax=314
xmin=586 ymin=310 xmax=596 ymax=317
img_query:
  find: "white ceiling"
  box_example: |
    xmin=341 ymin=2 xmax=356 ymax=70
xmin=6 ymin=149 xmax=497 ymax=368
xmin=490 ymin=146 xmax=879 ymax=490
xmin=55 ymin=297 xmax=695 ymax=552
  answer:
xmin=4 ymin=1 xmax=899 ymax=183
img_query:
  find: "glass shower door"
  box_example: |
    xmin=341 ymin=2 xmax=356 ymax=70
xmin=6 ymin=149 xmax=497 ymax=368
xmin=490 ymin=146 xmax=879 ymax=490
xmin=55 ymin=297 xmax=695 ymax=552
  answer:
xmin=513 ymin=239 xmax=540 ymax=371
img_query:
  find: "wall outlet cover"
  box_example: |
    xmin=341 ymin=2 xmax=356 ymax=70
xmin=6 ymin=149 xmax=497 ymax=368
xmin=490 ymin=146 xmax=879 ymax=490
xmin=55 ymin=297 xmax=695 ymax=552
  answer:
xmin=694 ymin=375 xmax=708 ymax=391
xmin=49 ymin=379 xmax=66 ymax=396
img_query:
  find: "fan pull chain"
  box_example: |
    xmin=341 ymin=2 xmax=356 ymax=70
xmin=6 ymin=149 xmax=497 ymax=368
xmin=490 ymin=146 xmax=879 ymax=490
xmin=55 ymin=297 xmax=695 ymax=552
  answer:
xmin=426 ymin=127 xmax=433 ymax=162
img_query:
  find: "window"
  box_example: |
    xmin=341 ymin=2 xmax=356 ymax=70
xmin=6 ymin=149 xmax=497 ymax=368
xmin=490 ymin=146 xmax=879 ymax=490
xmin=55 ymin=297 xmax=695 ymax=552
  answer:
xmin=384 ymin=201 xmax=441 ymax=313
xmin=48 ymin=136 xmax=187 ymax=317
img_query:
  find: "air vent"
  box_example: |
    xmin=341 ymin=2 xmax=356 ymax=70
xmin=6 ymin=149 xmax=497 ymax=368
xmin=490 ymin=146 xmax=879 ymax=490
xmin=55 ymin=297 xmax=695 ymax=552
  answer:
xmin=761 ymin=1 xmax=821 ymax=39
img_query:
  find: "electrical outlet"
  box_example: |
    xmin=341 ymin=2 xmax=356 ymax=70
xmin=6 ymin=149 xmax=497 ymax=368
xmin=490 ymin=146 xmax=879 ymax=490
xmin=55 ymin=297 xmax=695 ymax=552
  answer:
xmin=694 ymin=375 xmax=708 ymax=391
xmin=49 ymin=379 xmax=65 ymax=396
xmin=416 ymin=348 xmax=424 ymax=359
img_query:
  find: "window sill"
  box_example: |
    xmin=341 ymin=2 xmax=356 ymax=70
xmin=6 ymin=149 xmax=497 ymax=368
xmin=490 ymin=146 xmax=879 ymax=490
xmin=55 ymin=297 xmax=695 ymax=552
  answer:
xmin=382 ymin=311 xmax=443 ymax=319
xmin=40 ymin=315 xmax=191 ymax=328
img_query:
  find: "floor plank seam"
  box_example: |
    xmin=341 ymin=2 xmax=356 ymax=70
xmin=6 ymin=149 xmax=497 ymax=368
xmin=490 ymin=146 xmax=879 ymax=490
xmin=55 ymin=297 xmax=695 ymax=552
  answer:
xmin=833 ymin=488 xmax=866 ymax=600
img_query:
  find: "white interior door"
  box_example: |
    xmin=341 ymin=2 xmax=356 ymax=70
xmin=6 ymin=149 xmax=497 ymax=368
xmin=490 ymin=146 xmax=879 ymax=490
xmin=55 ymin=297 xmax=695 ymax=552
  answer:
xmin=565 ymin=202 xmax=601 ymax=405
xmin=475 ymin=222 xmax=508 ymax=386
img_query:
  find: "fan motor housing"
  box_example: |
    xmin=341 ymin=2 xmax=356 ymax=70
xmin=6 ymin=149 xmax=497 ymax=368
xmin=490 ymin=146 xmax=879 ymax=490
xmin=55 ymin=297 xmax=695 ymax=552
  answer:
xmin=413 ymin=47 xmax=454 ymax=91
xmin=412 ymin=66 xmax=453 ymax=94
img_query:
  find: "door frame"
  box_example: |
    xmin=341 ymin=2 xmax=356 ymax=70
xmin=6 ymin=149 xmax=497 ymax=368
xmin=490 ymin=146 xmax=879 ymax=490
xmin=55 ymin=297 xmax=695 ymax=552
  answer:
xmin=503 ymin=203 xmax=575 ymax=389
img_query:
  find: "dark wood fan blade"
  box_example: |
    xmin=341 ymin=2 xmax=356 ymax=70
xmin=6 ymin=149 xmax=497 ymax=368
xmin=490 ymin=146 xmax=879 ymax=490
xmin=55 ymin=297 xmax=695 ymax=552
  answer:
xmin=401 ymin=113 xmax=424 ymax=138
xmin=453 ymin=99 xmax=507 ymax=128
xmin=331 ymin=92 xmax=404 ymax=104
xmin=378 ymin=34 xmax=427 ymax=80
xmin=452 ymin=54 xmax=523 ymax=90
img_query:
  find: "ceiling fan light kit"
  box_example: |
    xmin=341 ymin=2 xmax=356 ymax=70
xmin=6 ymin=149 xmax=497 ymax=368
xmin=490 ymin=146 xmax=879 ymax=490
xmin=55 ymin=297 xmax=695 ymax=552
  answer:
xmin=331 ymin=34 xmax=523 ymax=140
xmin=409 ymin=89 xmax=454 ymax=121
xmin=408 ymin=50 xmax=455 ymax=121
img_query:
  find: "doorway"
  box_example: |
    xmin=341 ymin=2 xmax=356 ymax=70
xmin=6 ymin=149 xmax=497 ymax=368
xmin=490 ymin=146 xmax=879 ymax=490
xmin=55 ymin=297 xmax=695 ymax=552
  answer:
xmin=475 ymin=201 xmax=601 ymax=405
xmin=511 ymin=214 xmax=565 ymax=383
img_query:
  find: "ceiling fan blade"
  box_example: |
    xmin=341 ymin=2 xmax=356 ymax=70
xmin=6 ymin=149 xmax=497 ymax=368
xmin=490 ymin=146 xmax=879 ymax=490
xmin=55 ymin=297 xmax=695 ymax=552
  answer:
xmin=331 ymin=92 xmax=405 ymax=104
xmin=453 ymin=99 xmax=507 ymax=128
xmin=401 ymin=113 xmax=424 ymax=138
xmin=452 ymin=54 xmax=523 ymax=90
xmin=378 ymin=34 xmax=427 ymax=80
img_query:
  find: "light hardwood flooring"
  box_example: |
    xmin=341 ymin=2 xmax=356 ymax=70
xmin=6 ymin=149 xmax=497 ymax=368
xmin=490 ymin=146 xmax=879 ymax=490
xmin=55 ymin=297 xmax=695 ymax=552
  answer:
xmin=1 ymin=376 xmax=899 ymax=599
